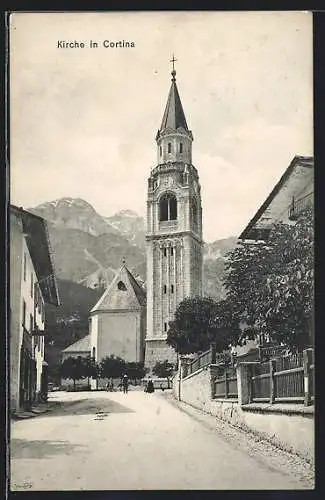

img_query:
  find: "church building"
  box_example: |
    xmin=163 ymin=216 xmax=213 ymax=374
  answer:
xmin=145 ymin=61 xmax=204 ymax=369
xmin=89 ymin=262 xmax=146 ymax=378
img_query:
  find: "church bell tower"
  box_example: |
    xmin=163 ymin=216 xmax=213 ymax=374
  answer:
xmin=145 ymin=58 xmax=203 ymax=369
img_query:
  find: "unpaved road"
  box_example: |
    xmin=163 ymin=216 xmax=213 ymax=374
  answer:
xmin=10 ymin=390 xmax=313 ymax=490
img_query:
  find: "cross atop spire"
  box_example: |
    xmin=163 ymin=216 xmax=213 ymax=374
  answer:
xmin=156 ymin=55 xmax=192 ymax=136
xmin=170 ymin=53 xmax=177 ymax=80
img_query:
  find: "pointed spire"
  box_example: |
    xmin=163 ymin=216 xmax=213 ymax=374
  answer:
xmin=159 ymin=55 xmax=189 ymax=133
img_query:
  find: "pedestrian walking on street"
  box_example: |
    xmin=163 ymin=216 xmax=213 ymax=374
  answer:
xmin=146 ymin=377 xmax=155 ymax=393
xmin=122 ymin=374 xmax=129 ymax=394
xmin=107 ymin=378 xmax=114 ymax=391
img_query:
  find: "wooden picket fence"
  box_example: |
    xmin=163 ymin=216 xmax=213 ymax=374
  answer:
xmin=214 ymin=366 xmax=238 ymax=399
xmin=250 ymin=348 xmax=314 ymax=405
xmin=180 ymin=342 xmax=314 ymax=406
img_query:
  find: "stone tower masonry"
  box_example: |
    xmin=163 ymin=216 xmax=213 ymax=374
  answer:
xmin=145 ymin=62 xmax=204 ymax=370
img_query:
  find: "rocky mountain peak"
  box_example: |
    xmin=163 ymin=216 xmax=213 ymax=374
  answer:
xmin=30 ymin=197 xmax=120 ymax=237
xmin=114 ymin=209 xmax=140 ymax=218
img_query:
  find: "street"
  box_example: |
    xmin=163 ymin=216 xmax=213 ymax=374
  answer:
xmin=11 ymin=390 xmax=311 ymax=490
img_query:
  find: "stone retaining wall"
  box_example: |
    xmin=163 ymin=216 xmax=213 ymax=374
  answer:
xmin=173 ymin=364 xmax=314 ymax=462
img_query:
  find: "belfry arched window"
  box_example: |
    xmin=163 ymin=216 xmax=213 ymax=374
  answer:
xmin=168 ymin=142 xmax=172 ymax=153
xmin=159 ymin=193 xmax=177 ymax=221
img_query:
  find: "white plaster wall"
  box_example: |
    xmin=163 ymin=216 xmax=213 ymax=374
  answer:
xmin=240 ymin=407 xmax=314 ymax=461
xmin=97 ymin=311 xmax=141 ymax=362
xmin=181 ymin=367 xmax=212 ymax=412
xmin=90 ymin=315 xmax=98 ymax=390
xmin=90 ymin=314 xmax=98 ymax=360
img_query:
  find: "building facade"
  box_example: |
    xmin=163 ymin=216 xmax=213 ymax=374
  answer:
xmin=239 ymin=155 xmax=314 ymax=242
xmin=89 ymin=262 xmax=146 ymax=388
xmin=10 ymin=205 xmax=60 ymax=412
xmin=145 ymin=66 xmax=204 ymax=369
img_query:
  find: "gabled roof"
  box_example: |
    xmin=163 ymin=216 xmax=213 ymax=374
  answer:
xmin=10 ymin=204 xmax=60 ymax=306
xmin=239 ymin=155 xmax=314 ymax=241
xmin=91 ymin=264 xmax=146 ymax=313
xmin=62 ymin=334 xmax=90 ymax=353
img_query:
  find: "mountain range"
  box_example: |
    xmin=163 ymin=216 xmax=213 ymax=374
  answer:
xmin=29 ymin=198 xmax=146 ymax=289
xmin=29 ymin=197 xmax=237 ymax=299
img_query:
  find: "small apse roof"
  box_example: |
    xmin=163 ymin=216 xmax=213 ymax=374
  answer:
xmin=62 ymin=334 xmax=91 ymax=353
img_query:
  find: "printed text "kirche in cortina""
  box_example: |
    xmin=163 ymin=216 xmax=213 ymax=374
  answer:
xmin=57 ymin=40 xmax=135 ymax=48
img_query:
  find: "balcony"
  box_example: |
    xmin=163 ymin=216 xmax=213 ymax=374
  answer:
xmin=159 ymin=220 xmax=178 ymax=231
xmin=288 ymin=191 xmax=313 ymax=221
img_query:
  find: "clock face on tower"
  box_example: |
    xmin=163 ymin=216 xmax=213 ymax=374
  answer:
xmin=163 ymin=176 xmax=173 ymax=188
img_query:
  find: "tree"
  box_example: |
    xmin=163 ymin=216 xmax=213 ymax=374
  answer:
xmin=84 ymin=356 xmax=100 ymax=388
xmin=48 ymin=361 xmax=62 ymax=385
xmin=223 ymin=206 xmax=314 ymax=351
xmin=166 ymin=297 xmax=232 ymax=354
xmin=124 ymin=362 xmax=147 ymax=384
xmin=152 ymin=360 xmax=174 ymax=385
xmin=99 ymin=355 xmax=126 ymax=380
xmin=60 ymin=356 xmax=87 ymax=391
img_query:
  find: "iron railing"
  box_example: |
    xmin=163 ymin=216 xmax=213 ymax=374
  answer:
xmin=288 ymin=192 xmax=313 ymax=220
xmin=182 ymin=348 xmax=213 ymax=378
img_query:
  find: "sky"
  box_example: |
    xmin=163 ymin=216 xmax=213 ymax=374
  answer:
xmin=10 ymin=11 xmax=313 ymax=242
